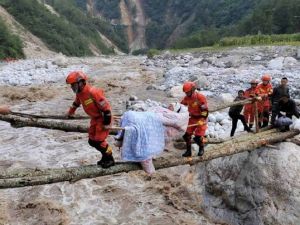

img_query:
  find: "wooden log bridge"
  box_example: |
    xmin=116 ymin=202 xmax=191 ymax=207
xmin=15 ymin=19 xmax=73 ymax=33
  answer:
xmin=0 ymin=129 xmax=298 ymax=189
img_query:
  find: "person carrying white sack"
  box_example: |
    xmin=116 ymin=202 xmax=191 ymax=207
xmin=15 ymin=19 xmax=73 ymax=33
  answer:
xmin=114 ymin=103 xmax=189 ymax=175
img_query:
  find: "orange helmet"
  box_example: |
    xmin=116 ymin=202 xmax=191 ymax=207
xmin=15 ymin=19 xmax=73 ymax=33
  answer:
xmin=250 ymin=79 xmax=259 ymax=84
xmin=183 ymin=81 xmax=196 ymax=93
xmin=66 ymin=71 xmax=88 ymax=84
xmin=261 ymin=74 xmax=271 ymax=82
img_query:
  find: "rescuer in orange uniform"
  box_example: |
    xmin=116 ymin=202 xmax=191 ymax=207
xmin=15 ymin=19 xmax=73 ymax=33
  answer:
xmin=255 ymin=74 xmax=273 ymax=128
xmin=243 ymin=79 xmax=259 ymax=129
xmin=181 ymin=81 xmax=208 ymax=157
xmin=66 ymin=71 xmax=115 ymax=168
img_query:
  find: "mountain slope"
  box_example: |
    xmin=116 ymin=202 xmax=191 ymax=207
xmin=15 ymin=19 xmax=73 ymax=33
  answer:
xmin=0 ymin=5 xmax=55 ymax=59
xmin=0 ymin=0 xmax=128 ymax=57
xmin=76 ymin=0 xmax=300 ymax=50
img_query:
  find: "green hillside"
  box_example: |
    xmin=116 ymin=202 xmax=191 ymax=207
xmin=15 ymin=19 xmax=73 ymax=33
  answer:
xmin=0 ymin=0 xmax=128 ymax=57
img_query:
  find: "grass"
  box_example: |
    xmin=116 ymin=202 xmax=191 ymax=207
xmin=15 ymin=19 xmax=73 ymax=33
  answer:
xmin=166 ymin=33 xmax=300 ymax=54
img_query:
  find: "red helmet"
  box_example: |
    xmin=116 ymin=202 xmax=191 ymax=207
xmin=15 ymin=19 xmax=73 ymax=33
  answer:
xmin=261 ymin=74 xmax=271 ymax=82
xmin=183 ymin=81 xmax=196 ymax=93
xmin=66 ymin=71 xmax=88 ymax=84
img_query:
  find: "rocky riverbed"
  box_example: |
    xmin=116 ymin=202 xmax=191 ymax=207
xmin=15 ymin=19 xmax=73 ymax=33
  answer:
xmin=0 ymin=45 xmax=299 ymax=225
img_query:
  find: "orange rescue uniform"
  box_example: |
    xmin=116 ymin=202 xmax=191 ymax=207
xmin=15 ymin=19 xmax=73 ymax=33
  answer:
xmin=255 ymin=83 xmax=273 ymax=124
xmin=181 ymin=91 xmax=208 ymax=136
xmin=243 ymin=87 xmax=256 ymax=126
xmin=68 ymin=84 xmax=112 ymax=147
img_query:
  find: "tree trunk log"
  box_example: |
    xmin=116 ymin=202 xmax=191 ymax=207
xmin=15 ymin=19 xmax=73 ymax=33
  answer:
xmin=0 ymin=115 xmax=120 ymax=134
xmin=0 ymin=99 xmax=255 ymax=133
xmin=209 ymin=98 xmax=253 ymax=112
xmin=0 ymin=129 xmax=298 ymax=189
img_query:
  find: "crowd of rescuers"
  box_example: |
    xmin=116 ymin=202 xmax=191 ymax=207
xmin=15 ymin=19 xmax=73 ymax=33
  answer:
xmin=229 ymin=75 xmax=299 ymax=136
xmin=0 ymin=72 xmax=299 ymax=169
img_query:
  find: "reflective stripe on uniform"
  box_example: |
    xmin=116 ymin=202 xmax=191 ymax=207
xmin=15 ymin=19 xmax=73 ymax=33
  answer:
xmin=84 ymin=98 xmax=93 ymax=106
xmin=200 ymin=111 xmax=208 ymax=117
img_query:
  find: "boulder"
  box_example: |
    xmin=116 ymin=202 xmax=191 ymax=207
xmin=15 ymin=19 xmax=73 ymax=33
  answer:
xmin=283 ymin=57 xmax=298 ymax=68
xmin=297 ymin=48 xmax=300 ymax=59
xmin=268 ymin=57 xmax=284 ymax=70
xmin=198 ymin=142 xmax=300 ymax=225
xmin=208 ymin=114 xmax=217 ymax=123
xmin=214 ymin=112 xmax=226 ymax=123
xmin=220 ymin=93 xmax=234 ymax=104
xmin=253 ymin=55 xmax=262 ymax=61
xmin=53 ymin=54 xmax=68 ymax=67
xmin=167 ymin=85 xmax=185 ymax=98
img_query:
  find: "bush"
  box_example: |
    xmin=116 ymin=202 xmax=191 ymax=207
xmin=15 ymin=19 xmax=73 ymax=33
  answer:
xmin=0 ymin=18 xmax=24 ymax=59
xmin=219 ymin=33 xmax=300 ymax=47
xmin=147 ymin=49 xmax=160 ymax=59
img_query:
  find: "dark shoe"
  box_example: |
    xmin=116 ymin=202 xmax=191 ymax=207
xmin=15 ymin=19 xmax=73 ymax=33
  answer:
xmin=246 ymin=127 xmax=253 ymax=133
xmin=262 ymin=121 xmax=268 ymax=128
xmin=182 ymin=144 xmax=192 ymax=157
xmin=198 ymin=146 xmax=204 ymax=156
xmin=182 ymin=149 xmax=192 ymax=157
xmin=98 ymin=154 xmax=115 ymax=168
xmin=249 ymin=124 xmax=253 ymax=129
xmin=97 ymin=157 xmax=104 ymax=166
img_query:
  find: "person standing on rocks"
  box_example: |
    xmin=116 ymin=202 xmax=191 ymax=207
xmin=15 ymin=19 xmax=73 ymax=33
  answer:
xmin=271 ymin=77 xmax=289 ymax=126
xmin=229 ymin=90 xmax=252 ymax=137
xmin=255 ymin=74 xmax=273 ymax=128
xmin=180 ymin=81 xmax=208 ymax=157
xmin=244 ymin=79 xmax=259 ymax=129
xmin=0 ymin=105 xmax=10 ymax=114
xmin=66 ymin=71 xmax=115 ymax=168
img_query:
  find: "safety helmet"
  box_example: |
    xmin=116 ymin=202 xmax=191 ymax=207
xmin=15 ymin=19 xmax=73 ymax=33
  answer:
xmin=261 ymin=74 xmax=271 ymax=82
xmin=66 ymin=71 xmax=88 ymax=84
xmin=250 ymin=79 xmax=259 ymax=84
xmin=183 ymin=81 xmax=196 ymax=93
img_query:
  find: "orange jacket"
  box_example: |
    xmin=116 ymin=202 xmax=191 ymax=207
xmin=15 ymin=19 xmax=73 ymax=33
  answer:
xmin=68 ymin=84 xmax=111 ymax=120
xmin=181 ymin=92 xmax=208 ymax=118
xmin=244 ymin=87 xmax=256 ymax=111
xmin=255 ymin=83 xmax=273 ymax=108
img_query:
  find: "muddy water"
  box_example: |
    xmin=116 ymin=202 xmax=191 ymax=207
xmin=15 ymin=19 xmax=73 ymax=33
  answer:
xmin=0 ymin=56 xmax=214 ymax=224
xmin=0 ymin=119 xmax=211 ymax=224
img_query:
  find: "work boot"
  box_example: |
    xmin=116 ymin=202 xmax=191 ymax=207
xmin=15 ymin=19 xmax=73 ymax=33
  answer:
xmin=98 ymin=154 xmax=115 ymax=168
xmin=262 ymin=121 xmax=268 ymax=128
xmin=245 ymin=125 xmax=252 ymax=133
xmin=97 ymin=156 xmax=105 ymax=166
xmin=198 ymin=145 xmax=204 ymax=156
xmin=182 ymin=145 xmax=192 ymax=157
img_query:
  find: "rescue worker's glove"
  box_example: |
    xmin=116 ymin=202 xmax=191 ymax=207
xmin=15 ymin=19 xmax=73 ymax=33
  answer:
xmin=197 ymin=120 xmax=206 ymax=126
xmin=255 ymin=96 xmax=262 ymax=101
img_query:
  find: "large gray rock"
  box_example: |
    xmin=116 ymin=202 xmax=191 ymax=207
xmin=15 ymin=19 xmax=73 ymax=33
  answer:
xmin=283 ymin=57 xmax=298 ymax=68
xmin=220 ymin=93 xmax=234 ymax=104
xmin=167 ymin=85 xmax=185 ymax=98
xmin=297 ymin=48 xmax=300 ymax=59
xmin=198 ymin=142 xmax=300 ymax=225
xmin=268 ymin=57 xmax=284 ymax=70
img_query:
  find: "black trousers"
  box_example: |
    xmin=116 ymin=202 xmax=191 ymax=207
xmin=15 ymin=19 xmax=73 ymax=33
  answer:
xmin=229 ymin=112 xmax=249 ymax=137
xmin=271 ymin=102 xmax=279 ymax=125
